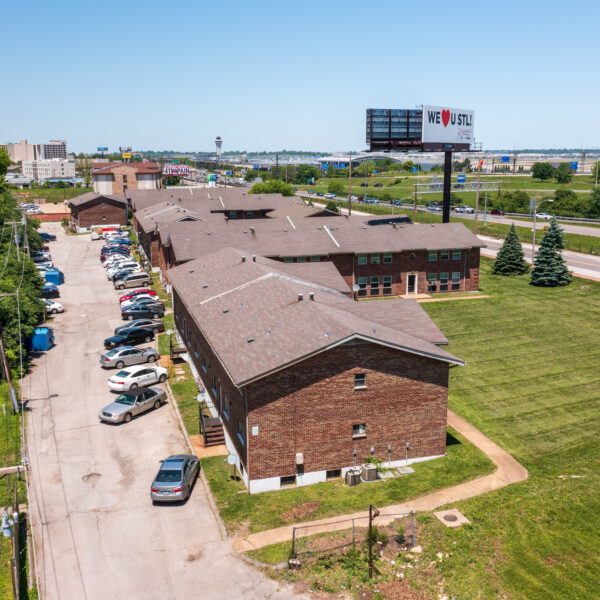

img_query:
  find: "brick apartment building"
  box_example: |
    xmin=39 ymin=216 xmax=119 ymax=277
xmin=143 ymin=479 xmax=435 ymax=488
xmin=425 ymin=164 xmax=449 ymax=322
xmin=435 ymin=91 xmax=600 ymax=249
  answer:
xmin=69 ymin=192 xmax=128 ymax=231
xmin=168 ymin=248 xmax=462 ymax=493
xmin=93 ymin=162 xmax=162 ymax=195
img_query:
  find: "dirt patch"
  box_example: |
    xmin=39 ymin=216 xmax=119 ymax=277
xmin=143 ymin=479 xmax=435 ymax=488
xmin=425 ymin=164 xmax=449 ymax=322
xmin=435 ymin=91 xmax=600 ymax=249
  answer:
xmin=233 ymin=521 xmax=250 ymax=538
xmin=369 ymin=580 xmax=433 ymax=599
xmin=185 ymin=550 xmax=202 ymax=562
xmin=306 ymin=531 xmax=354 ymax=554
xmin=282 ymin=501 xmax=321 ymax=522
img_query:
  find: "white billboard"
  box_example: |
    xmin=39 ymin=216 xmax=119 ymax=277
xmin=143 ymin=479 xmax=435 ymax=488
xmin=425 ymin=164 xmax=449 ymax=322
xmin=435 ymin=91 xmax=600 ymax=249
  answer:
xmin=162 ymin=165 xmax=190 ymax=176
xmin=422 ymin=105 xmax=474 ymax=145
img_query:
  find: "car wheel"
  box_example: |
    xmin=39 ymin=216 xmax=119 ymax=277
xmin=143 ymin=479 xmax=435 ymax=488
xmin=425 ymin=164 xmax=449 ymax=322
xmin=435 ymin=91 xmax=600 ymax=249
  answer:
xmin=123 ymin=412 xmax=132 ymax=423
xmin=118 ymin=285 xmax=124 ymax=290
xmin=128 ymin=314 xmax=134 ymax=321
xmin=152 ymin=328 xmax=159 ymax=334
xmin=147 ymin=355 xmax=156 ymax=363
xmin=115 ymin=360 xmax=124 ymax=369
xmin=144 ymin=335 xmax=151 ymax=343
xmin=51 ymin=308 xmax=57 ymax=314
xmin=159 ymin=373 xmax=167 ymax=383
xmin=130 ymin=383 xmax=138 ymax=390
xmin=143 ymin=282 xmax=149 ymax=287
xmin=154 ymin=399 xmax=161 ymax=410
xmin=152 ymin=313 xmax=159 ymax=319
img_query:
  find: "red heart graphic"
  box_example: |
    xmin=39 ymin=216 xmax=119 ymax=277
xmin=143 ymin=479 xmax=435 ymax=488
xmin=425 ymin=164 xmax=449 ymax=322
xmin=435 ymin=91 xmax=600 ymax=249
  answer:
xmin=441 ymin=109 xmax=450 ymax=127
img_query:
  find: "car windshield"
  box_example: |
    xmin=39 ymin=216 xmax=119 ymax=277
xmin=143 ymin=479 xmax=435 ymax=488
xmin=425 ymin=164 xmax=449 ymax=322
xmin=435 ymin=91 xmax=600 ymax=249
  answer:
xmin=155 ymin=469 xmax=182 ymax=483
xmin=115 ymin=370 xmax=130 ymax=378
xmin=106 ymin=349 xmax=119 ymax=357
xmin=115 ymin=394 xmax=136 ymax=406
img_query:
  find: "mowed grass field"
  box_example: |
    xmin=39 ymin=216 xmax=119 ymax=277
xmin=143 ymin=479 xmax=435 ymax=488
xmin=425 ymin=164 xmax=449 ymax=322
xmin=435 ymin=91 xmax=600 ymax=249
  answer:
xmin=415 ymin=258 xmax=600 ymax=599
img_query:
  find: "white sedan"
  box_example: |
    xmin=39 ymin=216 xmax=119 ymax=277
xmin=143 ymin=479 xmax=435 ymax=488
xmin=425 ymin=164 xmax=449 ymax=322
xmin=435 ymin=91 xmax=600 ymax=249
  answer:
xmin=120 ymin=293 xmax=155 ymax=309
xmin=107 ymin=262 xmax=141 ymax=279
xmin=43 ymin=298 xmax=64 ymax=314
xmin=535 ymin=212 xmax=553 ymax=220
xmin=108 ymin=365 xmax=169 ymax=392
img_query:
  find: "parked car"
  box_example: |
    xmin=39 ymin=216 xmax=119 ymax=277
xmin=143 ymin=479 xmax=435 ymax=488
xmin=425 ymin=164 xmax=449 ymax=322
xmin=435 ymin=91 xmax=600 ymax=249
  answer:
xmin=108 ymin=364 xmax=168 ymax=391
xmin=374 ymin=183 xmax=383 ymax=188
xmin=121 ymin=304 xmax=165 ymax=320
xmin=491 ymin=208 xmax=505 ymax=216
xmin=104 ymin=327 xmax=155 ymax=349
xmin=308 ymin=190 xmax=315 ymax=194
xmin=536 ymin=212 xmax=553 ymax=220
xmin=41 ymin=283 xmax=59 ymax=298
xmin=122 ymin=296 xmax=164 ymax=310
xmin=101 ymin=251 xmax=129 ymax=263
xmin=26 ymin=207 xmax=43 ymax=215
xmin=100 ymin=346 xmax=159 ymax=369
xmin=150 ymin=455 xmax=200 ymax=503
xmin=391 ymin=199 xmax=405 ymax=206
xmin=119 ymin=289 xmax=158 ymax=303
xmin=114 ymin=272 xmax=152 ymax=290
xmin=31 ymin=252 xmax=52 ymax=263
xmin=114 ymin=319 xmax=165 ymax=336
xmin=360 ymin=183 xmax=368 ymax=187
xmin=39 ymin=232 xmax=56 ymax=242
xmin=104 ymin=255 xmax=133 ymax=268
xmin=42 ymin=298 xmax=63 ymax=314
xmin=111 ymin=268 xmax=142 ymax=283
xmin=98 ymin=387 xmax=167 ymax=424
xmin=107 ymin=261 xmax=140 ymax=279
xmin=324 ymin=193 xmax=336 ymax=199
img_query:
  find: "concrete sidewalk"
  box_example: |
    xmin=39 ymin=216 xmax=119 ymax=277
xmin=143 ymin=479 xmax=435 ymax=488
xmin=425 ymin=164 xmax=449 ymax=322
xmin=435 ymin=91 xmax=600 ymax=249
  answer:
xmin=232 ymin=410 xmax=528 ymax=553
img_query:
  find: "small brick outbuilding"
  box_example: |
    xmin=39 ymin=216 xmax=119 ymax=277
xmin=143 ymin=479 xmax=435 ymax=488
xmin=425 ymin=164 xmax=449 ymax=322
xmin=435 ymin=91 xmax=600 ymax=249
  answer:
xmin=69 ymin=192 xmax=128 ymax=232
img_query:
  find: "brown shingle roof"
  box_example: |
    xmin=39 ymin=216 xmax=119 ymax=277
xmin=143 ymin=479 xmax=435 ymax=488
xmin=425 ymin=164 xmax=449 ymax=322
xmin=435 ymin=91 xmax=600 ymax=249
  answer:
xmin=168 ymin=248 xmax=463 ymax=386
xmin=134 ymin=201 xmax=205 ymax=233
xmin=92 ymin=162 xmax=160 ymax=174
xmin=267 ymin=202 xmax=340 ymax=219
xmin=68 ymin=192 xmax=127 ymax=207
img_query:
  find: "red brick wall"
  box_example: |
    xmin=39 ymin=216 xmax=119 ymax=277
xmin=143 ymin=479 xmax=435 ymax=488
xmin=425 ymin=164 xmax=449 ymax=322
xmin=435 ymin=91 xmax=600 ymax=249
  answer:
xmin=246 ymin=341 xmax=448 ymax=481
xmin=71 ymin=198 xmax=127 ymax=228
xmin=34 ymin=212 xmax=71 ymax=222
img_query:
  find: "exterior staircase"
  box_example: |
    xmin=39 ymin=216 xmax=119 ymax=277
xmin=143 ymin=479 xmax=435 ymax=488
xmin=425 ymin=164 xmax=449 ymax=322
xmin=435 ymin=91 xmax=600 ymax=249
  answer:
xmin=202 ymin=416 xmax=225 ymax=447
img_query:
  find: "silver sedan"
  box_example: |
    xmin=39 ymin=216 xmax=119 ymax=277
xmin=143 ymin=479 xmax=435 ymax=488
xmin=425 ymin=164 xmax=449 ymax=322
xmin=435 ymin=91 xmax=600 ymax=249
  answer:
xmin=98 ymin=387 xmax=166 ymax=424
xmin=100 ymin=346 xmax=159 ymax=369
xmin=150 ymin=455 xmax=200 ymax=503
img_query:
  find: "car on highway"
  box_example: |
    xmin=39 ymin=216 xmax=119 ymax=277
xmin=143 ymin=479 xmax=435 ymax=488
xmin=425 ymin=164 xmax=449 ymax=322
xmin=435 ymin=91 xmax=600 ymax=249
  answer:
xmin=42 ymin=298 xmax=64 ymax=314
xmin=150 ymin=455 xmax=200 ymax=503
xmin=121 ymin=304 xmax=165 ymax=320
xmin=453 ymin=206 xmax=474 ymax=214
xmin=308 ymin=190 xmax=315 ymax=194
xmin=100 ymin=346 xmax=160 ymax=369
xmin=115 ymin=319 xmax=165 ymax=336
xmin=114 ymin=272 xmax=152 ymax=290
xmin=536 ymin=212 xmax=553 ymax=220
xmin=316 ymin=192 xmax=324 ymax=197
xmin=104 ymin=327 xmax=155 ymax=349
xmin=98 ymin=386 xmax=167 ymax=424
xmin=374 ymin=183 xmax=383 ymax=188
xmin=360 ymin=183 xmax=368 ymax=187
xmin=39 ymin=232 xmax=56 ymax=242
xmin=107 ymin=364 xmax=168 ymax=391
xmin=324 ymin=193 xmax=336 ymax=199
xmin=391 ymin=199 xmax=406 ymax=206
xmin=426 ymin=204 xmax=442 ymax=212
xmin=491 ymin=208 xmax=505 ymax=216
xmin=119 ymin=289 xmax=158 ymax=303
xmin=41 ymin=283 xmax=59 ymax=298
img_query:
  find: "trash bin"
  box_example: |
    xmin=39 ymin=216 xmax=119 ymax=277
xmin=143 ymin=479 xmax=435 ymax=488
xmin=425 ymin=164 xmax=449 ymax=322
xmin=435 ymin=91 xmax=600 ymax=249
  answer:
xmin=31 ymin=327 xmax=55 ymax=351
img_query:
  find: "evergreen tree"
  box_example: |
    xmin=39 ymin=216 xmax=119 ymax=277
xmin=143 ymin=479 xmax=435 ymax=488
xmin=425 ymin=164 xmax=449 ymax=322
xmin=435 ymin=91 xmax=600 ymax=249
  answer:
xmin=530 ymin=217 xmax=571 ymax=287
xmin=491 ymin=224 xmax=529 ymax=275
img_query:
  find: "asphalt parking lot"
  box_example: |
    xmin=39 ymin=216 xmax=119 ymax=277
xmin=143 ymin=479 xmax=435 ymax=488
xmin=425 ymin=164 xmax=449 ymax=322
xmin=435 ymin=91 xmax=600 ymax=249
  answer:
xmin=24 ymin=223 xmax=305 ymax=600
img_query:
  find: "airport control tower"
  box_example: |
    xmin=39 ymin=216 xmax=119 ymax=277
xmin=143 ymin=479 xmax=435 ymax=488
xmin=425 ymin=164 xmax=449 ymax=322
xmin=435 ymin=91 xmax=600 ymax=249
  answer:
xmin=215 ymin=136 xmax=222 ymax=166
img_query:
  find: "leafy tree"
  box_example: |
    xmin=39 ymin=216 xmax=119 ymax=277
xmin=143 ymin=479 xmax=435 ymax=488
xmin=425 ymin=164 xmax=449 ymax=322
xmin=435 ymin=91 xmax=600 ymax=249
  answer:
xmin=326 ymin=180 xmax=344 ymax=195
xmin=530 ymin=217 xmax=571 ymax=287
xmin=75 ymin=156 xmax=93 ymax=187
xmin=325 ymin=200 xmax=339 ymax=213
xmin=587 ymin=188 xmax=600 ymax=218
xmin=249 ymin=180 xmax=295 ymax=196
xmin=0 ymin=147 xmax=10 ymax=191
xmin=401 ymin=160 xmax=415 ymax=172
xmin=294 ymin=164 xmax=319 ymax=184
xmin=531 ymin=162 xmax=555 ymax=181
xmin=244 ymin=170 xmax=262 ymax=182
xmin=379 ymin=192 xmax=391 ymax=203
xmin=552 ymin=189 xmax=579 ymax=216
xmin=555 ymin=162 xmax=573 ymax=184
xmin=492 ymin=224 xmax=529 ymax=276
xmin=493 ymin=191 xmax=530 ymax=213
xmin=591 ymin=162 xmax=600 ymax=182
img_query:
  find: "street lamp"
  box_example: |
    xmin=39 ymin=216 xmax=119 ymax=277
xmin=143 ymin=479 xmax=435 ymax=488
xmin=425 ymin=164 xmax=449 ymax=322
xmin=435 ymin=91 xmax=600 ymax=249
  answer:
xmin=531 ymin=198 xmax=554 ymax=264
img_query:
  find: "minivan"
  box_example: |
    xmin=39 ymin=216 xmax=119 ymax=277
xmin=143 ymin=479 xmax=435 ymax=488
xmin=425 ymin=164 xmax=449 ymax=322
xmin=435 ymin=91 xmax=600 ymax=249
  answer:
xmin=114 ymin=272 xmax=152 ymax=290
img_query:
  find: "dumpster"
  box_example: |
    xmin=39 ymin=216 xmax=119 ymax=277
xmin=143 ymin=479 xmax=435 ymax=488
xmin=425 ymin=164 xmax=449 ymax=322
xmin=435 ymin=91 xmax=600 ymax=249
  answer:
xmin=31 ymin=327 xmax=55 ymax=351
xmin=45 ymin=270 xmax=64 ymax=285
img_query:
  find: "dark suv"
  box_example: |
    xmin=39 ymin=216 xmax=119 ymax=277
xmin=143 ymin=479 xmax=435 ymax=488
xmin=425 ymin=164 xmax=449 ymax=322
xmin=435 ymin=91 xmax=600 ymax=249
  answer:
xmin=104 ymin=327 xmax=155 ymax=349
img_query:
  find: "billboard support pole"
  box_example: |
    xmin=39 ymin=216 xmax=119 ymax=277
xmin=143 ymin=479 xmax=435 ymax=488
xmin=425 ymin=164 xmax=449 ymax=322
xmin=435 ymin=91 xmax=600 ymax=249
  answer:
xmin=348 ymin=151 xmax=352 ymax=217
xmin=442 ymin=151 xmax=452 ymax=223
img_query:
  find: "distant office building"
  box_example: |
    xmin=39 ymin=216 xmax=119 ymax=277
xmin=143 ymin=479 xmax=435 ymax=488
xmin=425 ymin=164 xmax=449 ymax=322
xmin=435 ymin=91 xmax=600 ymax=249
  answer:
xmin=22 ymin=158 xmax=76 ymax=181
xmin=92 ymin=162 xmax=162 ymax=195
xmin=1 ymin=139 xmax=68 ymax=162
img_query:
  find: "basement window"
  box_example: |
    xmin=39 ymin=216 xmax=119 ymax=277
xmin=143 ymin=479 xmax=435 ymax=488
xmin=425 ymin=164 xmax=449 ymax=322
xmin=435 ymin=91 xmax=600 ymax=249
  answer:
xmin=353 ymin=424 xmax=366 ymax=439
xmin=354 ymin=373 xmax=366 ymax=389
xmin=280 ymin=475 xmax=296 ymax=488
xmin=326 ymin=469 xmax=341 ymax=480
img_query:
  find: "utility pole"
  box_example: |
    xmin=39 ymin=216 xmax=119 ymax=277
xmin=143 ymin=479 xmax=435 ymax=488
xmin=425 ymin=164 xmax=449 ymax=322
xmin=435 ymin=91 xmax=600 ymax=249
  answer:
xmin=595 ymin=158 xmax=599 ymax=188
xmin=474 ymin=160 xmax=482 ymax=234
xmin=0 ymin=294 xmax=19 ymax=414
xmin=442 ymin=150 xmax=452 ymax=223
xmin=513 ymin=150 xmax=519 ymax=174
xmin=368 ymin=504 xmax=380 ymax=579
xmin=21 ymin=216 xmax=30 ymax=258
xmin=348 ymin=150 xmax=352 ymax=217
xmin=413 ymin=182 xmax=418 ymax=213
xmin=275 ymin=153 xmax=279 ymax=180
xmin=6 ymin=222 xmax=21 ymax=261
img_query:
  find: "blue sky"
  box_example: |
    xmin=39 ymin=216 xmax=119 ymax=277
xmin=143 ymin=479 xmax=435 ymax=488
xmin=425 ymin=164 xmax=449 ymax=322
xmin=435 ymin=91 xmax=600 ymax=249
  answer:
xmin=4 ymin=0 xmax=600 ymax=153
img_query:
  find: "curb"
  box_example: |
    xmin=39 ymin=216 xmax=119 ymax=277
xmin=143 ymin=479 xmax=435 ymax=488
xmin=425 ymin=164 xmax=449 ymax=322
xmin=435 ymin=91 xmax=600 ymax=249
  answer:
xmin=238 ymin=552 xmax=288 ymax=572
xmin=164 ymin=378 xmax=228 ymax=541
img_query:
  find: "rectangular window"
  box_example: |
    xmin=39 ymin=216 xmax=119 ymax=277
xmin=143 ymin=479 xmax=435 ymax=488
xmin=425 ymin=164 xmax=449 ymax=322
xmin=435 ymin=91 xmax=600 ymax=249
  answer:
xmin=296 ymin=256 xmax=307 ymax=263
xmin=246 ymin=211 xmax=254 ymax=218
xmin=370 ymin=276 xmax=379 ymax=295
xmin=309 ymin=256 xmax=320 ymax=262
xmin=370 ymin=254 xmax=380 ymax=264
xmin=354 ymin=373 xmax=366 ymax=388
xmin=452 ymin=271 xmax=460 ymax=290
xmin=383 ymin=252 xmax=392 ymax=264
xmin=283 ymin=257 xmax=293 ymax=263
xmin=211 ymin=373 xmax=217 ymax=396
xmin=122 ymin=175 xmax=127 ymax=183
xmin=229 ymin=210 xmax=237 ymax=218
xmin=357 ymin=276 xmax=367 ymax=297
xmin=223 ymin=394 xmax=230 ymax=420
xmin=357 ymin=254 xmax=367 ymax=265
xmin=452 ymin=249 xmax=461 ymax=260
xmin=326 ymin=469 xmax=341 ymax=480
xmin=193 ymin=341 xmax=199 ymax=358
xmin=441 ymin=249 xmax=449 ymax=261
xmin=237 ymin=419 xmax=245 ymax=445
xmin=202 ymin=355 xmax=207 ymax=372
xmin=440 ymin=272 xmax=449 ymax=291
xmin=353 ymin=424 xmax=366 ymax=438
xmin=429 ymin=251 xmax=437 ymax=262
xmin=280 ymin=475 xmax=296 ymax=487
xmin=427 ymin=272 xmax=437 ymax=292
xmin=383 ymin=275 xmax=392 ymax=294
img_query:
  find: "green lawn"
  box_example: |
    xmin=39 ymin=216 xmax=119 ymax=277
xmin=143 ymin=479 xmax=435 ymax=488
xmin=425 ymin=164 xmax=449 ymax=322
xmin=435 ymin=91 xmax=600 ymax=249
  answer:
xmin=201 ymin=426 xmax=494 ymax=536
xmin=11 ymin=187 xmax=92 ymax=204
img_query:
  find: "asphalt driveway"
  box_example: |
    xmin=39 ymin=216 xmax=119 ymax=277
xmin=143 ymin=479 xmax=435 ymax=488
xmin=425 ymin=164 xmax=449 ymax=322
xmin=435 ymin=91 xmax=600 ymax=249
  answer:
xmin=24 ymin=223 xmax=304 ymax=600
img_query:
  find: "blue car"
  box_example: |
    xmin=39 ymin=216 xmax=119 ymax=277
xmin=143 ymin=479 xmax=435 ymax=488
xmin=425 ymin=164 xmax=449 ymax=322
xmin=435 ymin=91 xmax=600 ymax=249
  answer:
xmin=41 ymin=283 xmax=59 ymax=298
xmin=39 ymin=232 xmax=57 ymax=242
